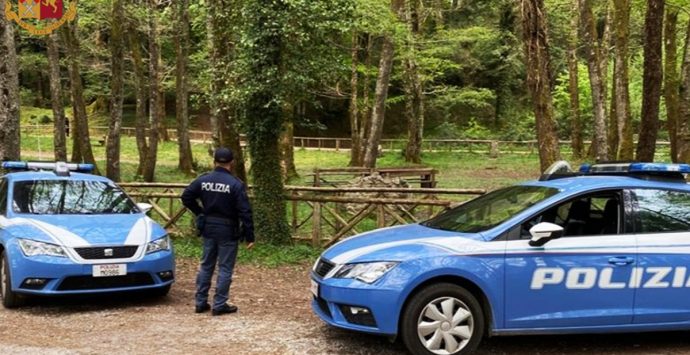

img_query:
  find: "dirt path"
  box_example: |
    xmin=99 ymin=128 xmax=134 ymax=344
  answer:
xmin=1 ymin=259 xmax=690 ymax=354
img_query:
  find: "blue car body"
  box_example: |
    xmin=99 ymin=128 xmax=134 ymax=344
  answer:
xmin=311 ymin=169 xmax=690 ymax=341
xmin=0 ymin=170 xmax=174 ymax=297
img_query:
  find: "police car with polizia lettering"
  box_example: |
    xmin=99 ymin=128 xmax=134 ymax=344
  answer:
xmin=0 ymin=162 xmax=175 ymax=307
xmin=311 ymin=162 xmax=690 ymax=354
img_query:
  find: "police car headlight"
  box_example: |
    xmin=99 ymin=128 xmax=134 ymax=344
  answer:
xmin=333 ymin=262 xmax=398 ymax=284
xmin=146 ymin=236 xmax=171 ymax=254
xmin=18 ymin=239 xmax=67 ymax=258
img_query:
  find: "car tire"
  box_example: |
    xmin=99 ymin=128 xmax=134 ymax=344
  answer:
xmin=1 ymin=251 xmax=25 ymax=308
xmin=401 ymin=283 xmax=484 ymax=355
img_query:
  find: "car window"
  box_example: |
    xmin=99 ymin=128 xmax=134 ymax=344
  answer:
xmin=12 ymin=180 xmax=138 ymax=215
xmin=633 ymin=189 xmax=690 ymax=233
xmin=521 ymin=190 xmax=622 ymax=238
xmin=422 ymin=185 xmax=559 ymax=233
xmin=0 ymin=179 xmax=7 ymax=216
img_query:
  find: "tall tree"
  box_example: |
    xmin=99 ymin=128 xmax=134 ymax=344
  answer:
xmin=613 ymin=0 xmax=633 ymax=160
xmin=520 ymin=0 xmax=560 ymax=172
xmin=636 ymin=0 xmax=665 ymax=162
xmin=664 ymin=8 xmax=680 ymax=162
xmin=207 ymin=0 xmax=247 ymax=182
xmin=362 ymin=34 xmax=395 ymax=168
xmin=106 ymin=0 xmax=125 ymax=181
xmin=240 ymin=0 xmax=291 ymax=243
xmin=62 ymin=18 xmax=100 ymax=174
xmin=128 ymin=23 xmax=149 ymax=177
xmin=579 ymin=0 xmax=608 ymax=161
xmin=46 ymin=31 xmax=67 ymax=162
xmin=403 ymin=0 xmax=425 ymax=164
xmin=348 ymin=31 xmax=362 ymax=166
xmin=0 ymin=0 xmax=20 ymax=161
xmin=142 ymin=0 xmax=161 ymax=182
xmin=175 ymin=0 xmax=194 ymax=175
xmin=678 ymin=19 xmax=690 ymax=163
xmin=567 ymin=0 xmax=583 ymax=159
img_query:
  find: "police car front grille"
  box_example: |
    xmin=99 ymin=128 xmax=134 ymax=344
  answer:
xmin=74 ymin=246 xmax=139 ymax=260
xmin=314 ymin=258 xmax=335 ymax=278
xmin=57 ymin=273 xmax=154 ymax=291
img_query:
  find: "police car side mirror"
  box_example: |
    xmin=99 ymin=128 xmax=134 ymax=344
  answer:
xmin=137 ymin=203 xmax=153 ymax=214
xmin=528 ymin=222 xmax=564 ymax=247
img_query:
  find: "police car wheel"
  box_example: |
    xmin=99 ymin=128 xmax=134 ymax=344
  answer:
xmin=401 ymin=283 xmax=484 ymax=355
xmin=0 ymin=251 xmax=24 ymax=308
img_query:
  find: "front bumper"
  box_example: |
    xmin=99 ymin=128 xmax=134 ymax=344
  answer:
xmin=311 ymin=272 xmax=401 ymax=336
xmin=8 ymin=245 xmax=175 ymax=295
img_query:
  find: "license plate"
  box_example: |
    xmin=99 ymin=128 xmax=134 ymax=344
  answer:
xmin=93 ymin=264 xmax=127 ymax=277
xmin=310 ymin=279 xmax=319 ymax=297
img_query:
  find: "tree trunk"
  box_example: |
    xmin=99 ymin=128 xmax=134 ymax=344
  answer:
xmin=62 ymin=19 xmax=99 ymax=174
xmin=608 ymin=63 xmax=618 ymax=158
xmin=142 ymin=0 xmax=160 ymax=182
xmin=157 ymin=46 xmax=169 ymax=143
xmin=207 ymin=0 xmax=247 ymax=182
xmin=579 ymin=0 xmax=608 ymax=162
xmin=128 ymin=27 xmax=148 ymax=177
xmin=520 ymin=0 xmax=561 ymax=172
xmin=664 ymin=8 xmax=680 ymax=162
xmin=567 ymin=0 xmax=583 ymax=159
xmin=362 ymin=36 xmax=395 ymax=168
xmin=106 ymin=0 xmax=125 ymax=181
xmin=358 ymin=34 xmax=373 ymax=165
xmin=46 ymin=31 xmax=67 ymax=161
xmin=279 ymin=108 xmax=298 ymax=181
xmin=677 ymin=21 xmax=690 ymax=163
xmin=403 ymin=0 xmax=424 ymax=165
xmin=348 ymin=31 xmax=361 ymax=167
xmin=613 ymin=0 xmax=633 ymax=160
xmin=242 ymin=0 xmax=291 ymax=244
xmin=176 ymin=0 xmax=194 ymax=175
xmin=636 ymin=0 xmax=665 ymax=162
xmin=0 ymin=0 xmax=20 ymax=161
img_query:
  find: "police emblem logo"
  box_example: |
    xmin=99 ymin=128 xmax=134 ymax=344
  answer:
xmin=4 ymin=0 xmax=77 ymax=35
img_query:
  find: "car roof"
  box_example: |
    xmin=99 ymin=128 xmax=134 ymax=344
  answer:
xmin=520 ymin=175 xmax=690 ymax=193
xmin=3 ymin=171 xmax=112 ymax=183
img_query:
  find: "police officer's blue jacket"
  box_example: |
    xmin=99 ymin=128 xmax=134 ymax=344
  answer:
xmin=181 ymin=167 xmax=255 ymax=243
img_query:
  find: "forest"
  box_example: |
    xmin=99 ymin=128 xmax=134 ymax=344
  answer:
xmin=1 ymin=0 xmax=690 ymax=243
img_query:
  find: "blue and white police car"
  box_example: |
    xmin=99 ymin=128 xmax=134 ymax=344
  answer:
xmin=0 ymin=162 xmax=175 ymax=308
xmin=311 ymin=162 xmax=690 ymax=354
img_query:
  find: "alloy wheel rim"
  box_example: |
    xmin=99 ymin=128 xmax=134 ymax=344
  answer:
xmin=416 ymin=296 xmax=474 ymax=355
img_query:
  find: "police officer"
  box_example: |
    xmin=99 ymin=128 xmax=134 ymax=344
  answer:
xmin=181 ymin=148 xmax=254 ymax=316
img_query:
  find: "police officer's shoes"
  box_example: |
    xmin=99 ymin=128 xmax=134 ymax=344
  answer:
xmin=195 ymin=303 xmax=211 ymax=313
xmin=212 ymin=304 xmax=238 ymax=316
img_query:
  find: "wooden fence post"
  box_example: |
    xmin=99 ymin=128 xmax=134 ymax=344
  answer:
xmin=312 ymin=202 xmax=322 ymax=246
xmin=377 ymin=204 xmax=385 ymax=228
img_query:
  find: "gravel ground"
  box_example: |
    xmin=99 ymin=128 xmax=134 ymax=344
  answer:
xmin=1 ymin=258 xmax=690 ymax=354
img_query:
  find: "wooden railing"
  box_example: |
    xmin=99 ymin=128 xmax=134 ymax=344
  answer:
xmin=22 ymin=125 xmax=673 ymax=156
xmin=120 ymin=183 xmax=485 ymax=247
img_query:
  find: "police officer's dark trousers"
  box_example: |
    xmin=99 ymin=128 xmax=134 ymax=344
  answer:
xmin=195 ymin=224 xmax=239 ymax=310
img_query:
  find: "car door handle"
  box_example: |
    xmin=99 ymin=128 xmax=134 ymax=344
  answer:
xmin=608 ymin=256 xmax=634 ymax=266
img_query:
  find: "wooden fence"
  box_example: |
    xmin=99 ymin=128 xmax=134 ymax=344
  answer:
xmin=120 ymin=183 xmax=485 ymax=247
xmin=21 ymin=125 xmax=673 ymax=156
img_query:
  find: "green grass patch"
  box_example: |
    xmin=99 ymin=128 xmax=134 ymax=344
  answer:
xmin=172 ymin=234 xmax=322 ymax=267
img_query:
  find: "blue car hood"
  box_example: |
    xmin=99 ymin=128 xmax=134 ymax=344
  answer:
xmin=1 ymin=214 xmax=155 ymax=247
xmin=322 ymin=224 xmax=488 ymax=264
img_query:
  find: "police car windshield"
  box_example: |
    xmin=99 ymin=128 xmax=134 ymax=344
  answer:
xmin=422 ymin=186 xmax=559 ymax=233
xmin=12 ymin=180 xmax=138 ymax=215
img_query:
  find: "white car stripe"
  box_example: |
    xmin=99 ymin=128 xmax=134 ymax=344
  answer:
xmin=0 ymin=216 xmax=89 ymax=247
